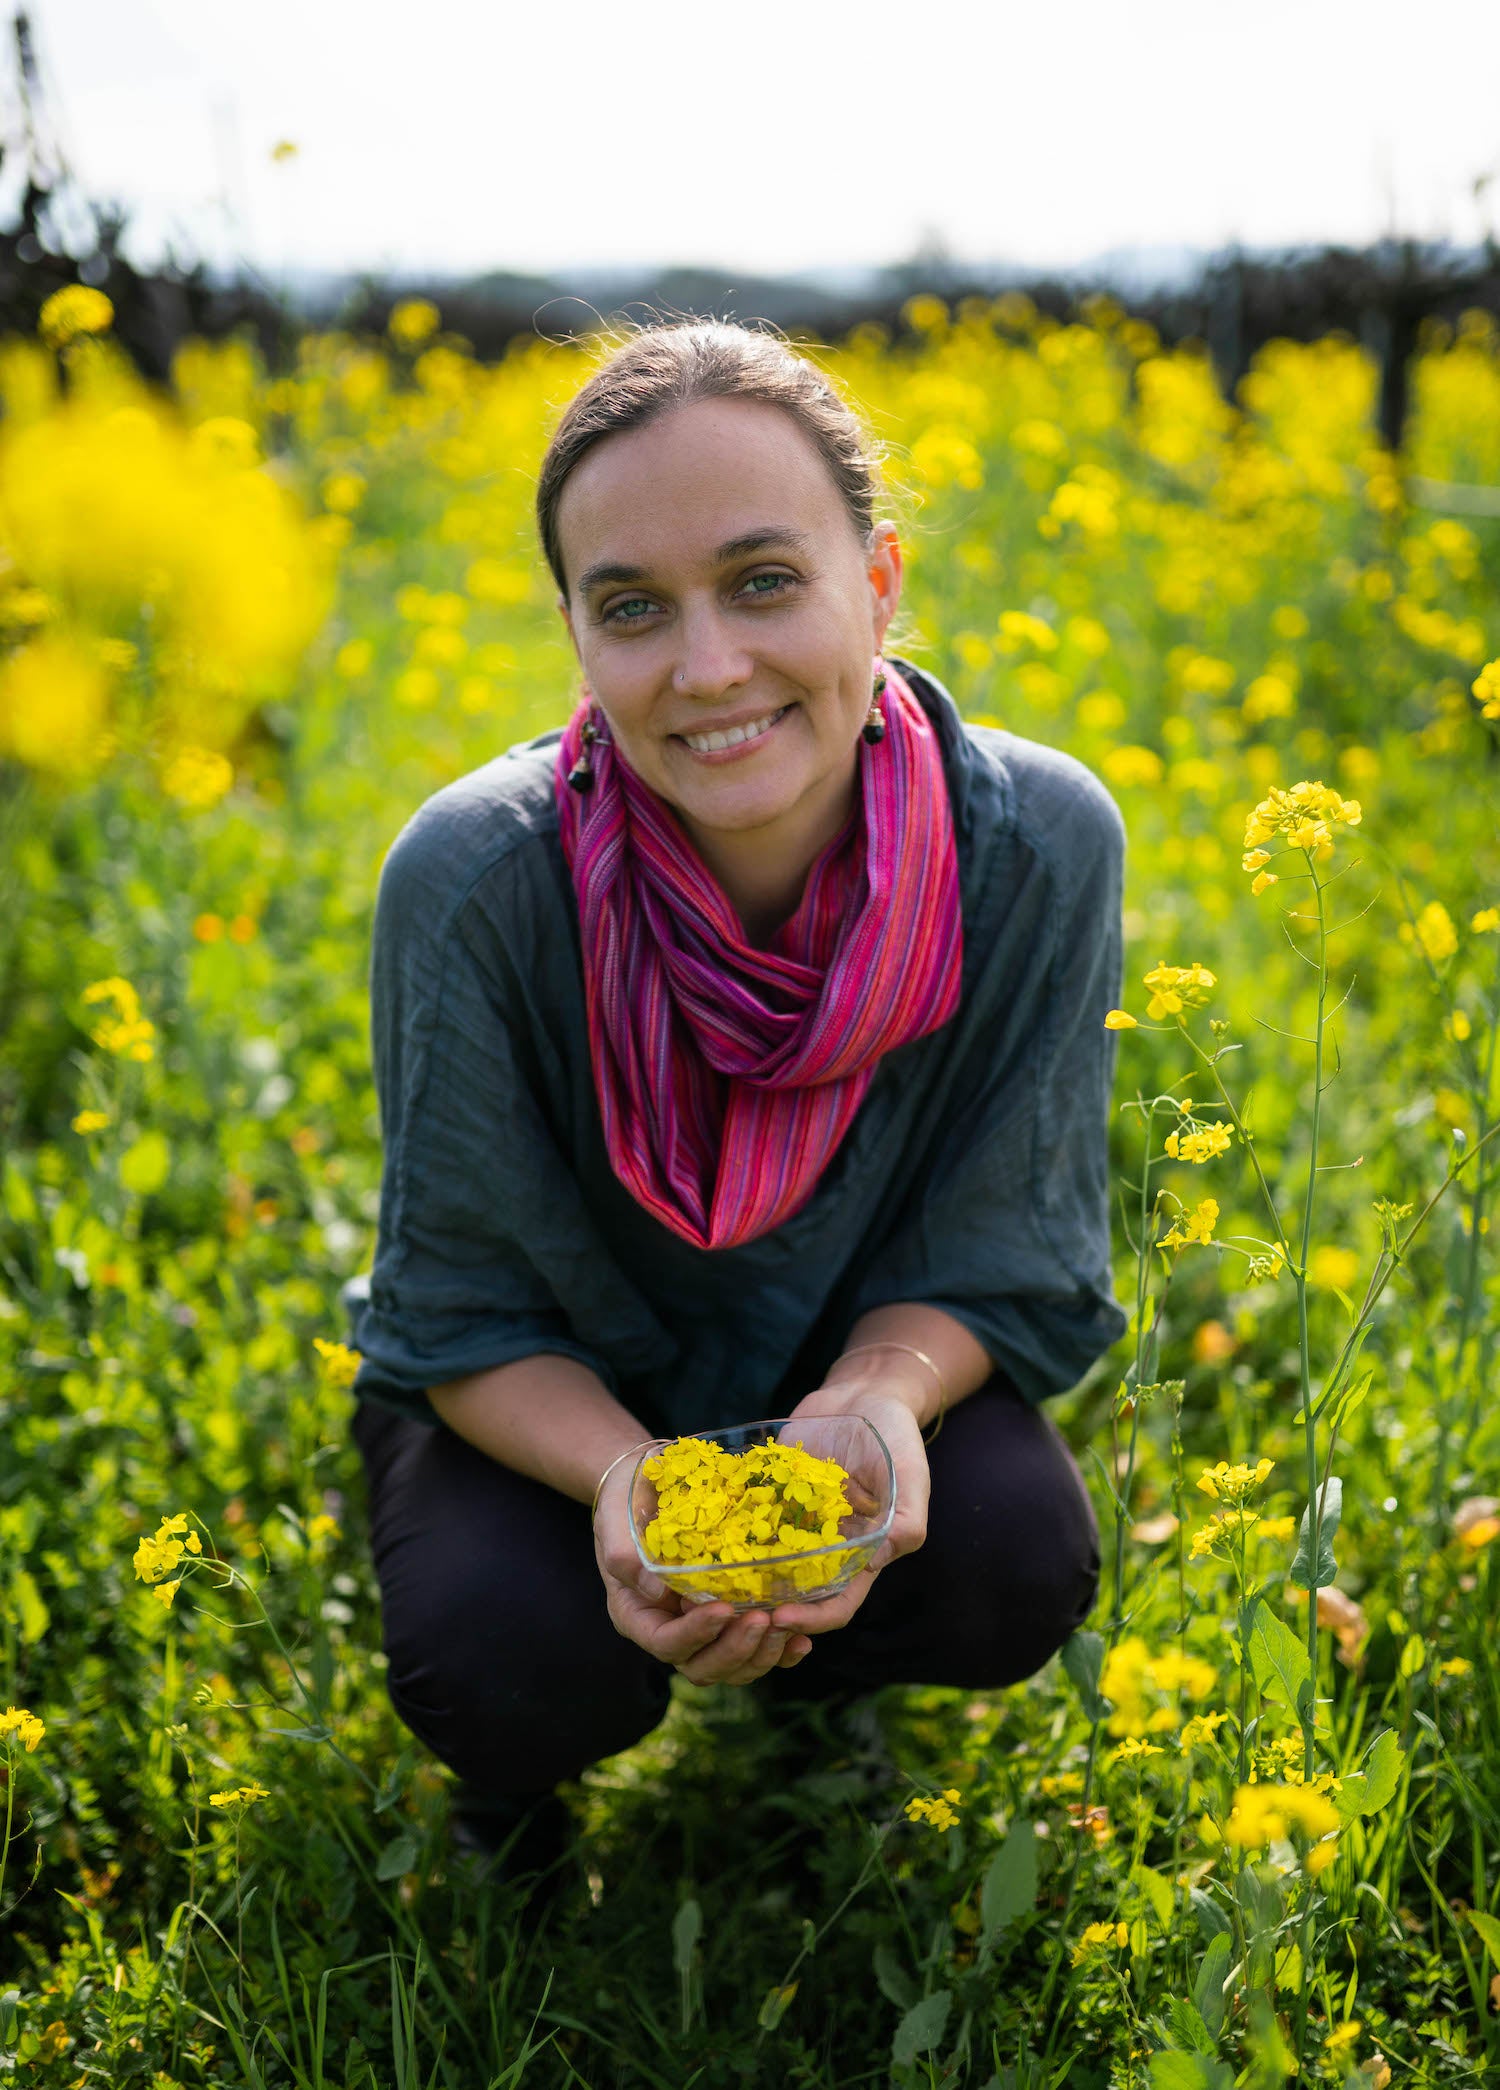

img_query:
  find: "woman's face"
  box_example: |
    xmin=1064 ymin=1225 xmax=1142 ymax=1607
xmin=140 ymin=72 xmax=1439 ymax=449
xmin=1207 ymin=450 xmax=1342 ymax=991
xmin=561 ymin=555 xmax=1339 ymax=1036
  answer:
xmin=554 ymin=396 xmax=902 ymax=855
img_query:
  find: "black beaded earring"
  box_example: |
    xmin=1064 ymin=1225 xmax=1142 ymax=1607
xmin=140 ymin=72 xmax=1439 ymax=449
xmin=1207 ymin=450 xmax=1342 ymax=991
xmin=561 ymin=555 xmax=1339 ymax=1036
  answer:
xmin=566 ymin=715 xmax=600 ymax=792
xmin=862 ymin=665 xmax=888 ymax=745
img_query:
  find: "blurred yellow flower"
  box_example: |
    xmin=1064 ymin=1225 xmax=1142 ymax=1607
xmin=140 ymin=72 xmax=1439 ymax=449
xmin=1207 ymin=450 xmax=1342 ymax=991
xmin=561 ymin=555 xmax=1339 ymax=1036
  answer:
xmin=1472 ymin=907 xmax=1499 ymax=933
xmin=161 ymin=745 xmax=234 ymax=810
xmin=1472 ymin=657 xmax=1500 ymax=719
xmin=1179 ymin=1710 xmax=1229 ymax=1751
xmin=1308 ymin=1244 xmax=1360 ymax=1291
xmin=1223 ymin=1780 xmax=1339 ymax=1848
xmin=1104 ymin=1009 xmax=1138 ymax=1030
xmin=38 ymin=286 xmax=114 ymax=348
xmin=82 ymin=977 xmax=156 ymax=1062
xmin=389 ymin=300 xmax=441 ymax=348
xmin=71 ymin=1109 xmax=109 ymax=1134
xmin=1414 ymin=901 xmax=1458 ymax=963
xmin=313 ymin=1337 xmax=362 ymax=1390
xmin=0 ymin=630 xmax=111 ymax=777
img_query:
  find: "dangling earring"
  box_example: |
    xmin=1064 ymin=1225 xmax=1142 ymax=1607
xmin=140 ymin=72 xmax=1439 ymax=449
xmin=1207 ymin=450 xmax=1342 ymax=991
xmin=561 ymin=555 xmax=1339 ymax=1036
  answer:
xmin=567 ymin=714 xmax=600 ymax=792
xmin=862 ymin=664 xmax=888 ymax=745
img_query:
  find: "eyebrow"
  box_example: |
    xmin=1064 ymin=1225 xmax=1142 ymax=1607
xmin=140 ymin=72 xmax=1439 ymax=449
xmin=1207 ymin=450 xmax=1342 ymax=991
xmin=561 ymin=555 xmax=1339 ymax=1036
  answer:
xmin=575 ymin=526 xmax=816 ymax=599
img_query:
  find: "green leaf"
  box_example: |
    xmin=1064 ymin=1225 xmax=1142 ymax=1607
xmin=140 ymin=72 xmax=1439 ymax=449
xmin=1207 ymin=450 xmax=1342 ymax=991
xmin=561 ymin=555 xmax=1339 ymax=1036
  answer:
xmin=374 ymin=1833 xmax=419 ymax=1882
xmin=1130 ymin=1861 xmax=1174 ymax=1933
xmin=1189 ymin=1887 xmax=1232 ymax=1944
xmin=1468 ymin=1911 xmax=1500 ymax=1960
xmin=872 ymin=1941 xmax=916 ymax=2012
xmin=757 ymin=1983 xmax=798 ymax=2032
xmin=1149 ymin=2055 xmax=1234 ymax=2090
xmin=892 ymin=1990 xmax=952 ymax=2067
xmin=1290 ymin=1477 xmax=1342 ymax=1590
xmin=1165 ymin=1995 xmax=1217 ymax=2056
xmin=1061 ymin=1629 xmax=1108 ymax=1721
xmin=980 ymin=1819 xmax=1037 ymax=1940
xmin=1246 ymin=1597 xmax=1313 ymax=1721
xmin=119 ymin=1130 xmax=171 ymax=1197
xmin=1192 ymin=1932 xmax=1232 ymax=2036
xmin=671 ymin=1898 xmax=702 ymax=1976
xmin=1357 ymin=1729 xmax=1404 ymax=1813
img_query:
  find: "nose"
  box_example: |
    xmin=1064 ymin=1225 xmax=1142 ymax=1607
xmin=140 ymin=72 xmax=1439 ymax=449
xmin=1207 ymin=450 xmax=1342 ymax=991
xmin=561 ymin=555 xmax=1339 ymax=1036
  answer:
xmin=670 ymin=601 xmax=755 ymax=704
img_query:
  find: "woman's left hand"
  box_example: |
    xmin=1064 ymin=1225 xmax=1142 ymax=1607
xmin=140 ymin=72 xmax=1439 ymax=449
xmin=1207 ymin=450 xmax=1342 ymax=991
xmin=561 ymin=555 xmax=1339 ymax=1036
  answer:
xmin=766 ymin=1382 xmax=931 ymax=1642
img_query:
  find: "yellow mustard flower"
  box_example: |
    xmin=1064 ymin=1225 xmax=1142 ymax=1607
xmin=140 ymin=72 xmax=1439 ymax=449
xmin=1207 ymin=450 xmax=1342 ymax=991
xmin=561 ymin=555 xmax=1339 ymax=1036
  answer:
xmin=71 ymin=1110 xmax=109 ymax=1134
xmin=641 ymin=1435 xmax=855 ymax=1603
xmin=313 ymin=1338 xmax=362 ymax=1391
xmin=1160 ymin=1198 xmax=1219 ymax=1252
xmin=1473 ymin=907 xmax=1499 ymax=934
xmin=1223 ymin=1780 xmax=1339 ymax=1848
xmin=38 ymin=285 xmax=115 ymax=348
xmin=0 ymin=1705 xmax=46 ymax=1751
xmin=1179 ymin=1710 xmax=1229 ymax=1751
xmin=904 ymin=1788 xmax=962 ymax=1832
xmin=1104 ymin=1009 xmax=1138 ymax=1029
xmin=1165 ymin=1120 xmax=1234 ymax=1165
xmin=1472 ymin=658 xmax=1500 ymax=719
xmin=1196 ymin=1457 xmax=1274 ymax=1505
xmin=82 ymin=977 xmax=157 ymax=1063
xmin=1241 ymin=780 xmax=1362 ymax=876
xmin=1071 ymin=1920 xmax=1129 ymax=1967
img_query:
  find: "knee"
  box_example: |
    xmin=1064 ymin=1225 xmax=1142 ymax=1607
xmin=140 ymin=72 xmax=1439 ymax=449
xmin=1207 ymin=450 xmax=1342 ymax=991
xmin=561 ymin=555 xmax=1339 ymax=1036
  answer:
xmin=381 ymin=1558 xmax=669 ymax=1790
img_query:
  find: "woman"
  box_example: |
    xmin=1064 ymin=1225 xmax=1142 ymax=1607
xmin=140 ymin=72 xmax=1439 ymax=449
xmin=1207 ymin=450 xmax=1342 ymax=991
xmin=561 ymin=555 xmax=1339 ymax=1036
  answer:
xmin=347 ymin=320 xmax=1127 ymax=1874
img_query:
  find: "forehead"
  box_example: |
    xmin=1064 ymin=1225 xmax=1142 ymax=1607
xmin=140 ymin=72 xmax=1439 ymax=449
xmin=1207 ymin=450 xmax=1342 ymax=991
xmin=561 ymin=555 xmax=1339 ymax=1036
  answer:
xmin=555 ymin=396 xmax=853 ymax=581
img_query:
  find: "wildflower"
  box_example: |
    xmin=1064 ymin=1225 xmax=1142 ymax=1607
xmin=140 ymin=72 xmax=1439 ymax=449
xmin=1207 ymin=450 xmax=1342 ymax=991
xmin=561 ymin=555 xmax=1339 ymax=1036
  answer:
xmin=1109 ymin=1738 xmax=1163 ymax=1766
xmin=641 ymin=1434 xmax=855 ymax=1602
xmin=1147 ymin=1649 xmax=1218 ymax=1698
xmin=1241 ymin=780 xmax=1361 ymax=873
xmin=1190 ymin=1509 xmax=1260 ymax=1560
xmin=209 ymin=1782 xmax=269 ymax=1808
xmin=132 ymin=1511 xmax=203 ymax=1586
xmin=1179 ymin=1711 xmax=1229 ymax=1751
xmin=1160 ymin=1197 xmax=1219 ymax=1252
xmin=306 ymin=1512 xmax=341 ymax=1546
xmin=1192 ymin=1320 xmax=1235 ymax=1365
xmin=1142 ymin=960 xmax=1216 ymax=1018
xmin=161 ymin=746 xmax=234 ymax=811
xmin=1324 ymin=2022 xmax=1363 ymax=2068
xmin=1071 ymin=1920 xmax=1129 ymax=1967
xmin=1414 ymin=901 xmax=1458 ymax=964
xmin=1308 ymin=1244 xmax=1360 ymax=1291
xmin=1257 ymin=1515 xmax=1298 ymax=1542
xmin=1164 ymin=1119 xmax=1234 ymax=1165
xmin=32 ymin=2024 xmax=70 ymax=2063
xmin=1067 ymin=1802 xmax=1113 ymax=1846
xmin=38 ymin=285 xmax=114 ymax=347
xmin=389 ymin=299 xmax=441 ymax=348
xmin=905 ymin=1788 xmax=962 ymax=1832
xmin=154 ymin=1580 xmax=182 ymax=1610
xmin=1223 ymin=1781 xmax=1340 ymax=1848
xmin=1196 ymin=1457 xmax=1274 ymax=1504
xmin=82 ymin=977 xmax=156 ymax=1063
xmin=313 ymin=1338 xmax=362 ymax=1391
xmin=1104 ymin=1009 xmax=1138 ymax=1029
xmin=0 ymin=1705 xmax=46 ymax=1751
xmin=1472 ymin=657 xmax=1500 ymax=719
xmin=71 ymin=1110 xmax=109 ymax=1134
xmin=1472 ymin=907 xmax=1499 ymax=934
xmin=1436 ymin=1657 xmax=1473 ymax=1680
xmin=1244 ymin=1249 xmax=1285 ymax=1286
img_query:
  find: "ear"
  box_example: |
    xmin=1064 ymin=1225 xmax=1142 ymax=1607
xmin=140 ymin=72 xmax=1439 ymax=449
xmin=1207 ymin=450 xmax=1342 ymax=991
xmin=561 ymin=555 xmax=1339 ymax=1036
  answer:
xmin=867 ymin=521 xmax=903 ymax=647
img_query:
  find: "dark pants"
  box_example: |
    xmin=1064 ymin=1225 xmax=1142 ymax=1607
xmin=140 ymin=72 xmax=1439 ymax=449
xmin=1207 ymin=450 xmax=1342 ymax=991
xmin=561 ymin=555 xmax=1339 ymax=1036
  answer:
xmin=352 ymin=1377 xmax=1100 ymax=1800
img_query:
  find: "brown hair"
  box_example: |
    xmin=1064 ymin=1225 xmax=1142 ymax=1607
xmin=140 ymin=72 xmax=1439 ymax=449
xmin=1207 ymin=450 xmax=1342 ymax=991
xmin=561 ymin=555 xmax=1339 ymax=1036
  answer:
xmin=535 ymin=319 xmax=895 ymax=600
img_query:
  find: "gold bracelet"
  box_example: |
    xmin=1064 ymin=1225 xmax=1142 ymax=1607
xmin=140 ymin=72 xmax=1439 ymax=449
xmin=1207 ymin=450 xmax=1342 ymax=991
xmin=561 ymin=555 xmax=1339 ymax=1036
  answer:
xmin=836 ymin=1342 xmax=949 ymax=1438
xmin=590 ymin=1441 xmax=656 ymax=1522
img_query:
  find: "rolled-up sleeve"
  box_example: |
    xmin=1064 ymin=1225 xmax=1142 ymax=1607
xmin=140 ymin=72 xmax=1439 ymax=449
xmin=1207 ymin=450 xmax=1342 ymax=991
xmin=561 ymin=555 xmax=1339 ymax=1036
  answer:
xmin=847 ymin=760 xmax=1128 ymax=1403
xmin=350 ymin=822 xmax=622 ymax=1422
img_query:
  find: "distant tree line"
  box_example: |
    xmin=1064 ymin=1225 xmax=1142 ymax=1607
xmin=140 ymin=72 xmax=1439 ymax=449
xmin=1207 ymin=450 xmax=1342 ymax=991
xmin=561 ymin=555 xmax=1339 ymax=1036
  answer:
xmin=2 ymin=12 xmax=1496 ymax=453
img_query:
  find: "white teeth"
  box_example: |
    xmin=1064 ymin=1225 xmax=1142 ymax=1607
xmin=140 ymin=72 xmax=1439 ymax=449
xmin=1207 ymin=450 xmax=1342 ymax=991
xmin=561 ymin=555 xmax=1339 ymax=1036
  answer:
xmin=681 ymin=706 xmax=788 ymax=754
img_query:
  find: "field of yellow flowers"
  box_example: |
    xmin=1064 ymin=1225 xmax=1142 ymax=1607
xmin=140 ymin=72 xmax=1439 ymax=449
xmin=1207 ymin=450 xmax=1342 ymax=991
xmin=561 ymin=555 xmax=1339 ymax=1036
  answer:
xmin=1 ymin=284 xmax=1498 ymax=2089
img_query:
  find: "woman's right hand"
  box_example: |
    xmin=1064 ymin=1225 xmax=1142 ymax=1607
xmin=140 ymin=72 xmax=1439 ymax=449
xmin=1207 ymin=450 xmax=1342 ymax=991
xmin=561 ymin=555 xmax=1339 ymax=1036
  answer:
xmin=592 ymin=1458 xmax=814 ymax=1687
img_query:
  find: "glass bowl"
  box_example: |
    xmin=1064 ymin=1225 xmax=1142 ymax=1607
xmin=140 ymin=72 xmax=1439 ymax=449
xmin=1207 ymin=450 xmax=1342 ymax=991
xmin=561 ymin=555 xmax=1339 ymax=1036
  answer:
xmin=627 ymin=1415 xmax=896 ymax=1612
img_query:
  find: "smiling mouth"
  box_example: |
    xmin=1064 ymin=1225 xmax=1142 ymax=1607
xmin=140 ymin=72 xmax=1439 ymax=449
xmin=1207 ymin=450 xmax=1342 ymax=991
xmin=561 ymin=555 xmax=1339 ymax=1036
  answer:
xmin=674 ymin=704 xmax=793 ymax=755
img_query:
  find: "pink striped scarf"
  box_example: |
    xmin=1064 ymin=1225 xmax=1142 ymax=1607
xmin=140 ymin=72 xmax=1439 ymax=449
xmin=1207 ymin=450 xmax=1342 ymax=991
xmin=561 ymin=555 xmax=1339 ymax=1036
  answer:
xmin=553 ymin=664 xmax=964 ymax=1249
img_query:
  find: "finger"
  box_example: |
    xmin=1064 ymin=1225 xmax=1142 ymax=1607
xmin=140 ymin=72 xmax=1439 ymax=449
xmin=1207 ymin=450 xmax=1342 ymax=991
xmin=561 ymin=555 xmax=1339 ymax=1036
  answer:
xmin=769 ymin=1565 xmax=878 ymax=1638
xmin=777 ymin=1635 xmax=814 ymax=1667
xmin=612 ymin=1587 xmax=736 ymax=1662
xmin=675 ymin=1612 xmax=788 ymax=1687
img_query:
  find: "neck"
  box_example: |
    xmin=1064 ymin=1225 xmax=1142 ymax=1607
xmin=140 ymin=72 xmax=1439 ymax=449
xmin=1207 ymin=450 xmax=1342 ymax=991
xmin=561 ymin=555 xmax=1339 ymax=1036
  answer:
xmin=681 ymin=754 xmax=860 ymax=949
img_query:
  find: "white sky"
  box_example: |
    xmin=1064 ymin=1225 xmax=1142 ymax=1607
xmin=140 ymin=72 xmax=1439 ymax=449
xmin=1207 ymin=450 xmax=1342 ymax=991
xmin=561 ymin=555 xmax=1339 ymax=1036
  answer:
xmin=17 ymin=0 xmax=1500 ymax=281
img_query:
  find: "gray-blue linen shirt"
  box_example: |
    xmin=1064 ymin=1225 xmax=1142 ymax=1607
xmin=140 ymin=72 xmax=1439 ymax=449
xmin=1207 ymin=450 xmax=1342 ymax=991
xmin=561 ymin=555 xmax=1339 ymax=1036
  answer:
xmin=348 ymin=658 xmax=1128 ymax=1434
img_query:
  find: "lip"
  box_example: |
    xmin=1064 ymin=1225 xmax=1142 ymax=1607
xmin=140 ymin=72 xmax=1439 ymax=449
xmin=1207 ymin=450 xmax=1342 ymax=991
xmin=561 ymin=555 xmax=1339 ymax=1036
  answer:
xmin=671 ymin=704 xmax=794 ymax=762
